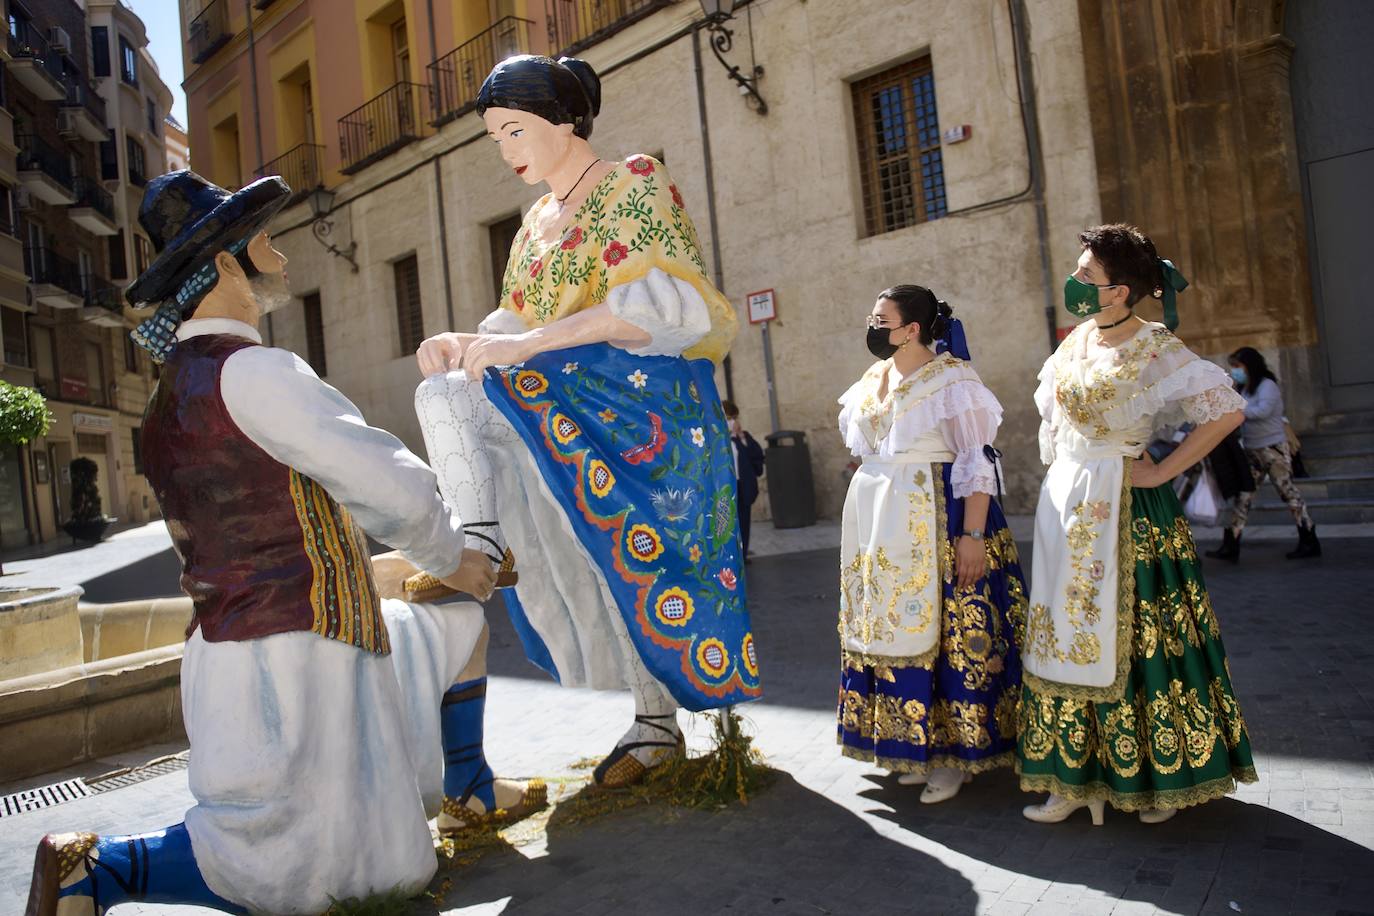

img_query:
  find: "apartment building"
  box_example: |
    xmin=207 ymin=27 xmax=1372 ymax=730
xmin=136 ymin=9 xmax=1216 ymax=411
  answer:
xmin=0 ymin=0 xmax=172 ymax=547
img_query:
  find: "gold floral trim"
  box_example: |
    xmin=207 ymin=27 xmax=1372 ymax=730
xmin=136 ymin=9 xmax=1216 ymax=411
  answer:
xmin=842 ymin=647 xmax=940 ymax=669
xmin=840 ymin=744 xmax=1016 ymax=776
xmin=1023 ymin=460 xmax=1135 ymax=703
xmin=1015 ymin=765 xmax=1259 ymax=813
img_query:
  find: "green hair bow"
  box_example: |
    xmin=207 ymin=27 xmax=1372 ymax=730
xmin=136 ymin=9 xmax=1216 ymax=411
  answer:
xmin=1154 ymin=258 xmax=1188 ymax=330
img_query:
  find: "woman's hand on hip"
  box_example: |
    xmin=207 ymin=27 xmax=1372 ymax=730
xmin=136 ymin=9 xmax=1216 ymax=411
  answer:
xmin=1131 ymin=453 xmax=1169 ymax=490
xmin=955 ymin=536 xmax=987 ymax=590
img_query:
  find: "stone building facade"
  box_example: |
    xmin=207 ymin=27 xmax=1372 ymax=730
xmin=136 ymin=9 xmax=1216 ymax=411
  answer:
xmin=182 ymin=0 xmax=1363 ymax=523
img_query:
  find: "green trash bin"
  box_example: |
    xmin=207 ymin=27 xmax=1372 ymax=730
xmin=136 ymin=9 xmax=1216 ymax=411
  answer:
xmin=765 ymin=430 xmax=816 ymax=529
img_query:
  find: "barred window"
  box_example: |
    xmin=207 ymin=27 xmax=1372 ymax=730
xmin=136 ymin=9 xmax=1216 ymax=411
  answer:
xmin=393 ymin=255 xmax=424 ymax=355
xmin=302 ymin=291 xmax=327 ymax=376
xmin=852 ymin=56 xmax=947 ymax=237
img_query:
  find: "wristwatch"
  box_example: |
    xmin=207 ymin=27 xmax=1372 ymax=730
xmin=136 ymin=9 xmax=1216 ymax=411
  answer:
xmin=962 ymin=529 xmax=985 ymax=541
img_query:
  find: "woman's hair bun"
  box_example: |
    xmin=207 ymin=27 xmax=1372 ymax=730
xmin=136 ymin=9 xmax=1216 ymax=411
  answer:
xmin=558 ymin=57 xmax=602 ymax=118
xmin=930 ymin=300 xmax=953 ymax=339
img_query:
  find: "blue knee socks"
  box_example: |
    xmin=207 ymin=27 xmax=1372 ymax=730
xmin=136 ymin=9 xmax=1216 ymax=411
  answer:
xmin=57 ymin=822 xmax=243 ymax=913
xmin=442 ymin=677 xmax=496 ymax=809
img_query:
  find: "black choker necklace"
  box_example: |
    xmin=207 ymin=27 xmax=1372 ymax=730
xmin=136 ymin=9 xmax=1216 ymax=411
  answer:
xmin=557 ymin=159 xmax=602 ymax=205
xmin=1096 ymin=311 xmax=1135 ymax=331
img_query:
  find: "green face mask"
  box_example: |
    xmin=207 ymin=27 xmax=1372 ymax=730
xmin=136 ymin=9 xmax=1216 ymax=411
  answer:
xmin=1063 ymin=274 xmax=1123 ymax=318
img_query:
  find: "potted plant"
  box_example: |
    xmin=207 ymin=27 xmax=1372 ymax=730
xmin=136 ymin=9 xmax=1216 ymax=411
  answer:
xmin=63 ymin=456 xmax=115 ymax=544
xmin=0 ymin=380 xmax=52 ymax=571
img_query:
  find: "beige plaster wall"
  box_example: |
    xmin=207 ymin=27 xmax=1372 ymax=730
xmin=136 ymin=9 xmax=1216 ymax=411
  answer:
xmin=262 ymin=0 xmax=1101 ymax=516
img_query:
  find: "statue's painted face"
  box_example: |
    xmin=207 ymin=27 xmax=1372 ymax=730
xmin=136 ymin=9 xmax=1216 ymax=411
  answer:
xmin=484 ymin=106 xmax=576 ymax=187
xmin=245 ymin=231 xmax=291 ymax=314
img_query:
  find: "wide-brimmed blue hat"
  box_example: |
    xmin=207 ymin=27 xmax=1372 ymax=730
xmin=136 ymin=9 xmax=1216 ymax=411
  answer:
xmin=124 ymin=170 xmax=291 ymax=307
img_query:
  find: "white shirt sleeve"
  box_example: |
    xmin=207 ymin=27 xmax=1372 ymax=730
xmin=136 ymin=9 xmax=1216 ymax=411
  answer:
xmin=220 ymin=346 xmax=465 ymax=578
xmin=604 ymin=267 xmax=712 ymax=357
xmin=477 ymin=307 xmax=528 ymax=335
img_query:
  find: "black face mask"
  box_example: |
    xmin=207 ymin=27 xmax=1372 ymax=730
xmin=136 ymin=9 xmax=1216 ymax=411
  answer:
xmin=866 ymin=324 xmax=905 ymax=359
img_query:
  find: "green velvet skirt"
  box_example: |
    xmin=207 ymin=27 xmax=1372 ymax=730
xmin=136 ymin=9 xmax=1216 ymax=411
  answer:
xmin=1015 ymin=482 xmax=1258 ymax=811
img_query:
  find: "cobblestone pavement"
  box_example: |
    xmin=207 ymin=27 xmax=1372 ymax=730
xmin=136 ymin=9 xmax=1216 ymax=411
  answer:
xmin=3 ymin=535 xmax=1373 ymax=915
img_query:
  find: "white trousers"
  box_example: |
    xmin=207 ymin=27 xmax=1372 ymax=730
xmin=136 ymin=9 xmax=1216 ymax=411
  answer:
xmin=182 ymin=598 xmax=484 ymax=915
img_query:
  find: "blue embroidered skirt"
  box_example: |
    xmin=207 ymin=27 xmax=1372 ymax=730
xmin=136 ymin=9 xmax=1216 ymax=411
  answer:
xmin=838 ymin=463 xmax=1027 ymax=773
xmin=484 ymin=342 xmax=761 ymax=711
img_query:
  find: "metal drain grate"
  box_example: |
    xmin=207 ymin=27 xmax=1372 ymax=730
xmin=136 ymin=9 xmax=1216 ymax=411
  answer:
xmin=85 ymin=754 xmax=189 ymax=792
xmin=0 ymin=778 xmax=92 ymax=817
xmin=0 ymin=752 xmax=189 ymax=819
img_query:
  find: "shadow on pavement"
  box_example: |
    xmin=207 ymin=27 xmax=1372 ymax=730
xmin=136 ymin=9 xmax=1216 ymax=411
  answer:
xmin=420 ymin=772 xmax=978 ymax=915
xmin=79 ymin=547 xmax=184 ymax=602
xmin=859 ymin=771 xmax=1374 ymax=915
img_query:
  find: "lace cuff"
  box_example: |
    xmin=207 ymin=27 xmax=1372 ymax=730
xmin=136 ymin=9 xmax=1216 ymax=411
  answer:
xmin=1182 ymin=384 xmax=1245 ymax=426
xmin=951 ymin=448 xmax=999 ymax=498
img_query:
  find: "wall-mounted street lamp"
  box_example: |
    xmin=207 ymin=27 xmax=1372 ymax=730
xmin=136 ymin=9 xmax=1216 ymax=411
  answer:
xmin=307 ymin=186 xmax=359 ymax=273
xmin=697 ymin=0 xmax=768 ymax=115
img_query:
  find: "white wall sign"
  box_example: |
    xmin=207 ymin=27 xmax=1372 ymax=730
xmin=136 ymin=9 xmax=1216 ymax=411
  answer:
xmin=747 ymin=288 xmax=777 ymax=324
xmin=73 ymin=412 xmax=113 ymax=432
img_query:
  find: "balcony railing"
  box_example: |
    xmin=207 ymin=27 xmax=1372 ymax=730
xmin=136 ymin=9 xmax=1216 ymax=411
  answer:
xmin=429 ymin=17 xmax=534 ymax=126
xmin=17 ymin=134 xmax=75 ymax=191
xmin=255 ymin=143 xmax=323 ymax=204
xmin=546 ymin=0 xmax=673 ymax=56
xmin=7 ymin=18 xmax=64 ymax=82
xmin=83 ymin=278 xmax=124 ymax=313
xmin=24 ymin=247 xmax=85 ymax=298
xmin=338 ymin=81 xmax=432 ymax=175
xmin=189 ymin=0 xmax=232 ymax=64
xmin=62 ymin=75 xmax=109 ymax=126
xmin=73 ymin=178 xmax=116 ymax=222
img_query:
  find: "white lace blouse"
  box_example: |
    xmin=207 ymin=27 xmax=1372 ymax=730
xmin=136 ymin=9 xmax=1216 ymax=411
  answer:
xmin=837 ymin=352 xmax=1004 ymax=499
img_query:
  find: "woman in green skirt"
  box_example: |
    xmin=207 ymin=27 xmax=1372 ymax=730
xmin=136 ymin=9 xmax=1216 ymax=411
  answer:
xmin=1017 ymin=224 xmax=1258 ymax=825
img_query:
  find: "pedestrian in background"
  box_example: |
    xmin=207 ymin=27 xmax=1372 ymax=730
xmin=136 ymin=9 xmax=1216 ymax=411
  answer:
xmin=722 ymin=399 xmax=764 ymax=561
xmin=1209 ymin=346 xmax=1320 ymax=560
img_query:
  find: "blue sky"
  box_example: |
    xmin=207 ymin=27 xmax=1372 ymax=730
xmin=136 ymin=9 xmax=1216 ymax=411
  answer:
xmin=127 ymin=0 xmax=188 ymax=127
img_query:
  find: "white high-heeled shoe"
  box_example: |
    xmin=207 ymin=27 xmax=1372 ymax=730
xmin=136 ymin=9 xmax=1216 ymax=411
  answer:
xmin=1022 ymin=793 xmax=1106 ymax=826
xmin=920 ymin=768 xmax=971 ymax=804
xmin=895 ymin=771 xmax=927 ymax=786
xmin=1138 ymin=807 xmax=1177 ymax=824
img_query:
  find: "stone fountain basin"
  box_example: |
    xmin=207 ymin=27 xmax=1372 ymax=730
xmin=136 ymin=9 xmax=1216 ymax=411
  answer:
xmin=0 ymin=592 xmax=193 ymax=782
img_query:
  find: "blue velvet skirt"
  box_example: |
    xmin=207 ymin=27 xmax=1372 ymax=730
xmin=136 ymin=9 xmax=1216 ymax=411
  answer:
xmin=838 ymin=463 xmax=1028 ymax=773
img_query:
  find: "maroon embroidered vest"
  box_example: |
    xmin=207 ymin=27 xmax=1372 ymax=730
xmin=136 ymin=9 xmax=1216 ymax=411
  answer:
xmin=142 ymin=334 xmax=388 ymax=654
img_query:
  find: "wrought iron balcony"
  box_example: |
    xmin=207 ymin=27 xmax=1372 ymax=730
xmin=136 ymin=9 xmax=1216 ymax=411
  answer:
xmin=5 ymin=19 xmax=65 ymax=101
xmin=255 ymin=143 xmax=324 ymax=204
xmin=189 ymin=0 xmax=232 ymax=65
xmin=545 ymin=0 xmax=673 ymax=56
xmin=429 ymin=17 xmax=534 ymax=126
xmin=69 ymin=178 xmax=118 ymax=236
xmin=80 ymin=279 xmax=127 ymax=327
xmin=18 ymin=134 xmax=77 ymax=205
xmin=338 ymin=81 xmax=432 ymax=175
xmin=25 ymin=247 xmax=86 ymax=307
xmin=59 ymin=77 xmax=110 ymax=143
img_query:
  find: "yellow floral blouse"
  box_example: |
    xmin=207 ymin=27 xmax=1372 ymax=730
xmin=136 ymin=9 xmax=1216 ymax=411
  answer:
xmin=496 ymin=155 xmax=737 ymax=364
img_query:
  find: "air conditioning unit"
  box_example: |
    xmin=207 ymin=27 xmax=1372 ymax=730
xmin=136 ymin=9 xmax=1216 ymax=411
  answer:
xmin=48 ymin=26 xmax=71 ymax=53
xmin=57 ymin=109 xmax=80 ymax=139
xmin=15 ymin=188 xmax=33 ymax=211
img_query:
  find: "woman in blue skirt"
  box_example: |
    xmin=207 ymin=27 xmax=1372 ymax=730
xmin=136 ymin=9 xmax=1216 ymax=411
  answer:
xmin=836 ymin=285 xmax=1028 ymax=804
